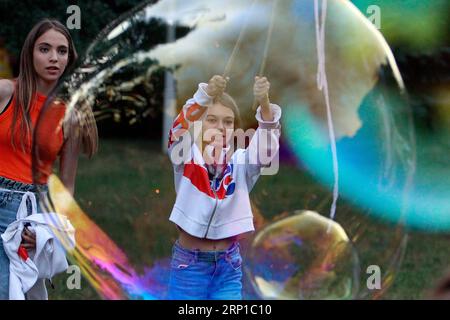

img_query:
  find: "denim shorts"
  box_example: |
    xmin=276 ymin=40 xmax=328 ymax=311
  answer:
xmin=167 ymin=240 xmax=243 ymax=300
xmin=0 ymin=176 xmax=47 ymax=300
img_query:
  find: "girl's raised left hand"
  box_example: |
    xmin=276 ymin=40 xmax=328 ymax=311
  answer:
xmin=253 ymin=76 xmax=271 ymax=107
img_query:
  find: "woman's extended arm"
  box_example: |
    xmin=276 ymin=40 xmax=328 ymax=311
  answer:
xmin=58 ymin=130 xmax=81 ymax=196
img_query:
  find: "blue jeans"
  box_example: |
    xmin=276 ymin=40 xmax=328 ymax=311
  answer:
xmin=0 ymin=176 xmax=47 ymax=300
xmin=167 ymin=240 xmax=243 ymax=300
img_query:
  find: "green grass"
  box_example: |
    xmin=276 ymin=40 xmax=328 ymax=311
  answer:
xmin=47 ymin=139 xmax=449 ymax=300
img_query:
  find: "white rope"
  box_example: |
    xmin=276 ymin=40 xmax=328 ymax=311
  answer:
xmin=314 ymin=0 xmax=339 ymax=222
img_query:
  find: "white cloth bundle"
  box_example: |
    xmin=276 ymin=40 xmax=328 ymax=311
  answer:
xmin=0 ymin=190 xmax=75 ymax=300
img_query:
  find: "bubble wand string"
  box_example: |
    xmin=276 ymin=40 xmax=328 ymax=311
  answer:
xmin=222 ymin=0 xmax=278 ymax=98
xmin=258 ymin=0 xmax=278 ymax=77
xmin=222 ymin=0 xmax=259 ymax=79
xmin=314 ymin=0 xmax=340 ymax=230
xmin=252 ymin=0 xmax=279 ymax=111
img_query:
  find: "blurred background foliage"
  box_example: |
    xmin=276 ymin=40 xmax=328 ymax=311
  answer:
xmin=0 ymin=0 xmax=448 ymax=139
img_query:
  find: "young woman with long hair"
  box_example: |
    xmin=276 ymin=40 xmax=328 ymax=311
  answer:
xmin=0 ymin=19 xmax=97 ymax=299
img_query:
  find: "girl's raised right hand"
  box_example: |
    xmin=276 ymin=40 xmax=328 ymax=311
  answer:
xmin=206 ymin=75 xmax=227 ymax=98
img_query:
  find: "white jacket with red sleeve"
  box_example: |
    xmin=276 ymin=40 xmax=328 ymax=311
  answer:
xmin=167 ymin=83 xmax=281 ymax=240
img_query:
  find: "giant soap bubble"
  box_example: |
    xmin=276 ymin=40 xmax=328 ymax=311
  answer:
xmin=248 ymin=210 xmax=360 ymax=300
xmin=33 ymin=0 xmax=418 ymax=300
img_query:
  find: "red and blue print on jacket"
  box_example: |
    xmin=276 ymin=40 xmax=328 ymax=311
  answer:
xmin=183 ymin=162 xmax=236 ymax=199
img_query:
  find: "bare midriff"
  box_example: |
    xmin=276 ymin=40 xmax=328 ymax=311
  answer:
xmin=178 ymin=227 xmax=242 ymax=251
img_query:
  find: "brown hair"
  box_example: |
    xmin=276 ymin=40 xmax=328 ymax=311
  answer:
xmin=12 ymin=19 xmax=78 ymax=150
xmin=62 ymin=100 xmax=98 ymax=158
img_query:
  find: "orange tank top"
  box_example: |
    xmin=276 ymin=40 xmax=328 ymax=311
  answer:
xmin=0 ymin=91 xmax=65 ymax=184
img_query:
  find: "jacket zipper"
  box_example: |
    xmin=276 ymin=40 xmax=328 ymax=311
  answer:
xmin=204 ymin=177 xmax=219 ymax=238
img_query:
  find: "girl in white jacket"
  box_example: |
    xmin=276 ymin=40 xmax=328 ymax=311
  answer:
xmin=167 ymin=75 xmax=281 ymax=300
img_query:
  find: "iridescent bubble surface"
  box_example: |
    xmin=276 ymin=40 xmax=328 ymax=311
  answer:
xmin=31 ymin=0 xmax=429 ymax=300
xmin=248 ymin=211 xmax=359 ymax=299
